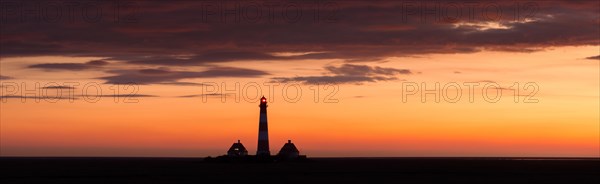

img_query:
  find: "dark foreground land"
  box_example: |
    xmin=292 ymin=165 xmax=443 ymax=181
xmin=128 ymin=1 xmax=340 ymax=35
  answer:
xmin=1 ymin=157 xmax=599 ymax=184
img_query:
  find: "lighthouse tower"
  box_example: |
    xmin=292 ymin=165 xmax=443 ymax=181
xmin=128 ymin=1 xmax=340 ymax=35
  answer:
xmin=256 ymin=96 xmax=270 ymax=156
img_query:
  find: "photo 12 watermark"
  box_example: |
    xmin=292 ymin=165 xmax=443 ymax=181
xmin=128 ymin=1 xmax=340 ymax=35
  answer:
xmin=398 ymin=1 xmax=538 ymax=23
xmin=0 ymin=81 xmax=341 ymax=104
xmin=401 ymin=81 xmax=540 ymax=103
xmin=199 ymin=82 xmax=340 ymax=103
xmin=197 ymin=0 xmax=339 ymax=24
xmin=0 ymin=0 xmax=139 ymax=24
xmin=0 ymin=82 xmax=143 ymax=103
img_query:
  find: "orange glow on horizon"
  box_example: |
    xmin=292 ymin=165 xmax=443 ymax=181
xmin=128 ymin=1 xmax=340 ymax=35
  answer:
xmin=0 ymin=46 xmax=598 ymax=157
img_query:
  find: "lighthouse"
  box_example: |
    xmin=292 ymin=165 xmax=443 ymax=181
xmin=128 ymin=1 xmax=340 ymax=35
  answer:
xmin=256 ymin=96 xmax=270 ymax=156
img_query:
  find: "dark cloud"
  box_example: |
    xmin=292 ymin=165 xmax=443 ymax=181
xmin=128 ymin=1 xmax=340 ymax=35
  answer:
xmin=28 ymin=60 xmax=109 ymax=71
xmin=100 ymin=67 xmax=269 ymax=84
xmin=585 ymin=55 xmax=600 ymax=60
xmin=87 ymin=60 xmax=110 ymax=66
xmin=272 ymin=64 xmax=410 ymax=84
xmin=0 ymin=0 xmax=596 ymax=65
xmin=29 ymin=63 xmax=90 ymax=70
xmin=0 ymin=75 xmax=13 ymax=80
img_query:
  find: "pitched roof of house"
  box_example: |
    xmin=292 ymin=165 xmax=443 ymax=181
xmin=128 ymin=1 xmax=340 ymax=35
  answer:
xmin=228 ymin=140 xmax=247 ymax=153
xmin=278 ymin=140 xmax=299 ymax=154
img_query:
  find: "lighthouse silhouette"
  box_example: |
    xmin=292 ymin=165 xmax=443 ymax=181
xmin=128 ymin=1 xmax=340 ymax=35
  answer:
xmin=217 ymin=96 xmax=306 ymax=161
xmin=256 ymin=96 xmax=270 ymax=156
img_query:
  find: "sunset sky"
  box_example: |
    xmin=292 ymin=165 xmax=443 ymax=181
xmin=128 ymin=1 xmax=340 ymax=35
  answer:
xmin=0 ymin=0 xmax=598 ymax=157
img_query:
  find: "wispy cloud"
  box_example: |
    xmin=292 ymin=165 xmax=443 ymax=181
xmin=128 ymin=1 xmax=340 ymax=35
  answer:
xmin=585 ymin=55 xmax=600 ymax=60
xmin=0 ymin=75 xmax=14 ymax=80
xmin=0 ymin=95 xmax=77 ymax=100
xmin=273 ymin=64 xmax=411 ymax=85
xmin=99 ymin=67 xmax=269 ymax=85
xmin=93 ymin=94 xmax=158 ymax=98
xmin=28 ymin=60 xmax=109 ymax=71
xmin=0 ymin=94 xmax=157 ymax=101
xmin=40 ymin=86 xmax=76 ymax=89
xmin=155 ymin=82 xmax=205 ymax=86
xmin=177 ymin=93 xmax=231 ymax=98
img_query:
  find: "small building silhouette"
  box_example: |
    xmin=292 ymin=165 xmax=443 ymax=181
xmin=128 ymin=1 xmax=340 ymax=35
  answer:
xmin=277 ymin=140 xmax=300 ymax=159
xmin=227 ymin=140 xmax=248 ymax=157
